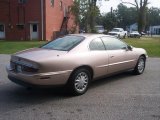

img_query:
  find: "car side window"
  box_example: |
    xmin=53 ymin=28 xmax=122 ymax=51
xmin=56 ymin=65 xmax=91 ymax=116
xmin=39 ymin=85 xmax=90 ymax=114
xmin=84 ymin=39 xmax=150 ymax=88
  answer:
xmin=89 ymin=38 xmax=105 ymax=51
xmin=101 ymin=37 xmax=127 ymax=50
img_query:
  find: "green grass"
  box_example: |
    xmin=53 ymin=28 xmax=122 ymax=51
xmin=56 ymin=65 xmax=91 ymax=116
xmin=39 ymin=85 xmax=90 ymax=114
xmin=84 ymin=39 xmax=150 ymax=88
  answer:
xmin=0 ymin=41 xmax=46 ymax=54
xmin=124 ymin=37 xmax=160 ymax=57
xmin=0 ymin=37 xmax=160 ymax=57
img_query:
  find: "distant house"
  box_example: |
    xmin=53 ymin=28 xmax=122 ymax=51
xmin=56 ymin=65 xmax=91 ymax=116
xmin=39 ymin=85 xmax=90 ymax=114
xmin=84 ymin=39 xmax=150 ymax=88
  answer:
xmin=0 ymin=0 xmax=77 ymax=41
xmin=150 ymin=25 xmax=160 ymax=35
xmin=126 ymin=23 xmax=138 ymax=32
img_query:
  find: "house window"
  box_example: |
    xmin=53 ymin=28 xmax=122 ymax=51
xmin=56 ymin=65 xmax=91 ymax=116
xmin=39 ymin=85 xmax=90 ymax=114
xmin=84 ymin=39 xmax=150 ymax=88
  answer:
xmin=59 ymin=0 xmax=62 ymax=10
xmin=51 ymin=0 xmax=54 ymax=7
xmin=33 ymin=24 xmax=38 ymax=32
xmin=19 ymin=0 xmax=27 ymax=4
xmin=0 ymin=25 xmax=4 ymax=32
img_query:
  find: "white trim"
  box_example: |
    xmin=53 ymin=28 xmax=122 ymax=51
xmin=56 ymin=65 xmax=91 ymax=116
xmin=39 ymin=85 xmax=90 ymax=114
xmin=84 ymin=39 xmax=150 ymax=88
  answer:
xmin=30 ymin=23 xmax=39 ymax=40
xmin=35 ymin=70 xmax=73 ymax=76
xmin=96 ymin=59 xmax=136 ymax=68
xmin=108 ymin=59 xmax=136 ymax=66
xmin=97 ymin=65 xmax=109 ymax=68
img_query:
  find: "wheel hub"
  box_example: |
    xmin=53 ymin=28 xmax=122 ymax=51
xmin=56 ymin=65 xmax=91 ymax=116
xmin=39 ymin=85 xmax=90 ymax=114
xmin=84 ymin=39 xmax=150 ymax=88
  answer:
xmin=75 ymin=72 xmax=88 ymax=92
xmin=138 ymin=59 xmax=145 ymax=73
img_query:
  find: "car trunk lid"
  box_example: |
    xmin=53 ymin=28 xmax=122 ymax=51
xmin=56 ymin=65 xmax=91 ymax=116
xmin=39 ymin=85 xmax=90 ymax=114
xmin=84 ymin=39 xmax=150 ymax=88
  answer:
xmin=13 ymin=48 xmax=68 ymax=62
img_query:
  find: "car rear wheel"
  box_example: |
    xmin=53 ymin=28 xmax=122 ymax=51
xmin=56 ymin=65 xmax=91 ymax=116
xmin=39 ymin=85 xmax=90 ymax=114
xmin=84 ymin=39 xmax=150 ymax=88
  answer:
xmin=133 ymin=56 xmax=146 ymax=75
xmin=67 ymin=68 xmax=91 ymax=95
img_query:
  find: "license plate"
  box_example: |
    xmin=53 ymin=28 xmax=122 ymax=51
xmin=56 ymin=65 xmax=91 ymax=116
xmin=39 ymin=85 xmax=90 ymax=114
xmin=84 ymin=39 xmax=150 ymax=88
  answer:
xmin=17 ymin=65 xmax=22 ymax=73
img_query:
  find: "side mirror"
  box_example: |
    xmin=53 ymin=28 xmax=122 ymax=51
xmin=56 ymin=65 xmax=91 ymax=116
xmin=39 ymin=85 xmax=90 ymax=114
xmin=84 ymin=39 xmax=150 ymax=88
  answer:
xmin=127 ymin=45 xmax=133 ymax=51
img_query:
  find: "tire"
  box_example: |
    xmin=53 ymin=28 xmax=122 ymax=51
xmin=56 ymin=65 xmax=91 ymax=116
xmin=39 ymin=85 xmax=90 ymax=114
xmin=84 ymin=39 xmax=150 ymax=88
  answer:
xmin=133 ymin=56 xmax=146 ymax=75
xmin=123 ymin=34 xmax=126 ymax=39
xmin=67 ymin=68 xmax=91 ymax=96
xmin=26 ymin=87 xmax=32 ymax=90
xmin=118 ymin=34 xmax=120 ymax=38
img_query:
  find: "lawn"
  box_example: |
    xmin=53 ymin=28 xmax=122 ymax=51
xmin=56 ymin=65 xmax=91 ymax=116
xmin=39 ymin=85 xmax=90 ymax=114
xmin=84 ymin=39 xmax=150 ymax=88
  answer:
xmin=0 ymin=41 xmax=46 ymax=54
xmin=124 ymin=37 xmax=160 ymax=57
xmin=0 ymin=37 xmax=160 ymax=57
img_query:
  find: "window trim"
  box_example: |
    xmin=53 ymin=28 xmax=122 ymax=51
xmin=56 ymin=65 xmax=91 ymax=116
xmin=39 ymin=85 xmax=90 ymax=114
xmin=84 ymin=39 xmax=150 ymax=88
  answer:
xmin=89 ymin=37 xmax=106 ymax=51
xmin=101 ymin=36 xmax=128 ymax=51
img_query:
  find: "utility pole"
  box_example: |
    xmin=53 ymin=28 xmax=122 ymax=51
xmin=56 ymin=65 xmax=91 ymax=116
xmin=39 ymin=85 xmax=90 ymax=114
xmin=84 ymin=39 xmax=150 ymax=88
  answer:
xmin=111 ymin=7 xmax=113 ymax=18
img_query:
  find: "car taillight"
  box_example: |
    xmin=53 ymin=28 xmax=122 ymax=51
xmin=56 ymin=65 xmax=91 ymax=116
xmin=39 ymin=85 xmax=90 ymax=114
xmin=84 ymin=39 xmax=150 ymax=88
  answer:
xmin=22 ymin=66 xmax=39 ymax=73
xmin=10 ymin=61 xmax=16 ymax=70
xmin=10 ymin=61 xmax=38 ymax=73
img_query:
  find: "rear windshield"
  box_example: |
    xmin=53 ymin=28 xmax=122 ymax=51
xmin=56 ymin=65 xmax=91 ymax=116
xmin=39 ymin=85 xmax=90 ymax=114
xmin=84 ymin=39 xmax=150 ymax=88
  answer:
xmin=41 ymin=36 xmax=84 ymax=51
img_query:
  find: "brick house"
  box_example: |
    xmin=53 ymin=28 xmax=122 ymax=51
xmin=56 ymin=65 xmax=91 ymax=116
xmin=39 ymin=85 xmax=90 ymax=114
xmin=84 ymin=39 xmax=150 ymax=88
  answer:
xmin=0 ymin=0 xmax=77 ymax=41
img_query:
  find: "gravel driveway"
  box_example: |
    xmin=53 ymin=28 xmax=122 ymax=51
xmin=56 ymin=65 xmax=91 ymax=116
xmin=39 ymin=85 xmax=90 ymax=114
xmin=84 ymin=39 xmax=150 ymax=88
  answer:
xmin=0 ymin=54 xmax=160 ymax=120
xmin=0 ymin=54 xmax=10 ymax=84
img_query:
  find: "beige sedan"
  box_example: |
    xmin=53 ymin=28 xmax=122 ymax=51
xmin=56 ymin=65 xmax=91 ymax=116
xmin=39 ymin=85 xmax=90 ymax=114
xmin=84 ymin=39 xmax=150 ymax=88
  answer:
xmin=6 ymin=34 xmax=147 ymax=95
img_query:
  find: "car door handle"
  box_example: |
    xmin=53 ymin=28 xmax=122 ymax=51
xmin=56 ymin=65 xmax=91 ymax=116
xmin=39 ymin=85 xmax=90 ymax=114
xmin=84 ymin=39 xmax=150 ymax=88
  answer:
xmin=110 ymin=56 xmax=114 ymax=58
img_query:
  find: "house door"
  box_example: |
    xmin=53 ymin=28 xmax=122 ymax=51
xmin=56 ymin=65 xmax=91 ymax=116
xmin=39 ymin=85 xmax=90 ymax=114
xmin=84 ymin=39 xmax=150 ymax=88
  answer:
xmin=30 ymin=24 xmax=38 ymax=40
xmin=0 ymin=24 xmax=5 ymax=39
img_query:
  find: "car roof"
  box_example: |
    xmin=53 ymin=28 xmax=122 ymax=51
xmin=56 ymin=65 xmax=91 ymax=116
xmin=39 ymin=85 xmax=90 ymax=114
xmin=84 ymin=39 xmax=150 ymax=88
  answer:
xmin=68 ymin=34 xmax=112 ymax=39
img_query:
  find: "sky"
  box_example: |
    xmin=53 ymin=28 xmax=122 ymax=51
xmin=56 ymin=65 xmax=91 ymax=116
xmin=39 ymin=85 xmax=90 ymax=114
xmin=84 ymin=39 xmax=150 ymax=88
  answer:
xmin=98 ymin=0 xmax=160 ymax=13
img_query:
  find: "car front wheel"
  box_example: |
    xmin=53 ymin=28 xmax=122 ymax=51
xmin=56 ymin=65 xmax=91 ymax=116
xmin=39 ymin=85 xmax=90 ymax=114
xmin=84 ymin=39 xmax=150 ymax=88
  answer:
xmin=133 ymin=56 xmax=146 ymax=75
xmin=118 ymin=34 xmax=120 ymax=38
xmin=123 ymin=34 xmax=126 ymax=39
xmin=67 ymin=68 xmax=91 ymax=95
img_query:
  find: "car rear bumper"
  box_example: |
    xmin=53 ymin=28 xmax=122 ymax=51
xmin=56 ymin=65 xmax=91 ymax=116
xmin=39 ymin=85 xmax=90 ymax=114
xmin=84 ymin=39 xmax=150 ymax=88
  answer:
xmin=6 ymin=65 xmax=72 ymax=86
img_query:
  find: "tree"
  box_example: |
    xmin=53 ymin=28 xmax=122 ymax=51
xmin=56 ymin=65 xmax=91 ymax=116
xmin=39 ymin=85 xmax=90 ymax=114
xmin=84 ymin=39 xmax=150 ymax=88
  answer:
xmin=99 ymin=3 xmax=137 ymax=31
xmin=116 ymin=4 xmax=137 ymax=28
xmin=147 ymin=7 xmax=160 ymax=26
xmin=70 ymin=0 xmax=95 ymax=32
xmin=70 ymin=0 xmax=108 ymax=33
xmin=121 ymin=0 xmax=149 ymax=32
xmin=101 ymin=11 xmax=117 ymax=30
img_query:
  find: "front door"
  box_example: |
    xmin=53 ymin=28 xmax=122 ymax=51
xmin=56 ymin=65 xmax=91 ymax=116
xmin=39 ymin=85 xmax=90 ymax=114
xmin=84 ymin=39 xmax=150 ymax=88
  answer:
xmin=0 ymin=24 xmax=5 ymax=39
xmin=101 ymin=37 xmax=129 ymax=74
xmin=107 ymin=50 xmax=126 ymax=74
xmin=30 ymin=23 xmax=38 ymax=40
